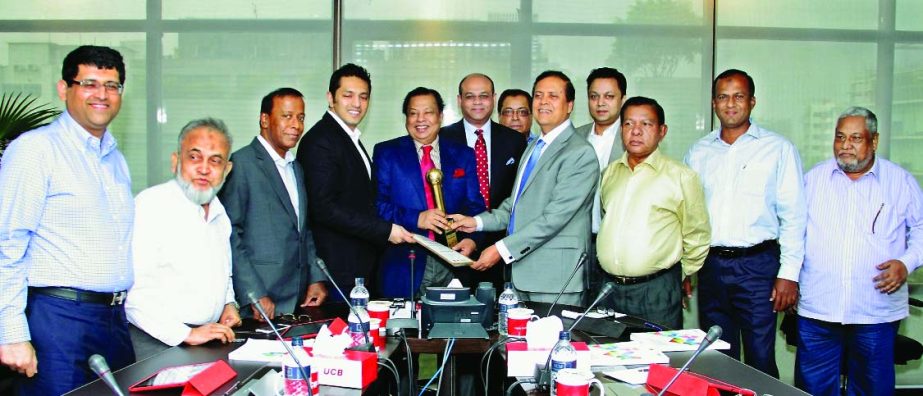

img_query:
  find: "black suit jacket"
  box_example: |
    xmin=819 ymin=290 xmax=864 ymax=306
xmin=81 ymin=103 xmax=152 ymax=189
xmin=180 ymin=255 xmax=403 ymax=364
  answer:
xmin=296 ymin=112 xmax=391 ymax=293
xmin=440 ymin=120 xmax=527 ymax=211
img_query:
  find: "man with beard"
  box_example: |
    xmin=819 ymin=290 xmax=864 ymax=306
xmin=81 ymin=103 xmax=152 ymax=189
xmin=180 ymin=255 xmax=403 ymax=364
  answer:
xmin=126 ymin=118 xmax=241 ymax=360
xmin=796 ymin=107 xmax=922 ymax=395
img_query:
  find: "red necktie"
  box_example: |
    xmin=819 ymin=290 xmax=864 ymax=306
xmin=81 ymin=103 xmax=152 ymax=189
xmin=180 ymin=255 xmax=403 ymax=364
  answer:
xmin=419 ymin=145 xmax=436 ymax=240
xmin=474 ymin=129 xmax=490 ymax=208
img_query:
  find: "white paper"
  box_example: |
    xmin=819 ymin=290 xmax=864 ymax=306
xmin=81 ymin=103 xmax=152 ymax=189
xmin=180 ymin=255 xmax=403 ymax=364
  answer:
xmin=603 ymin=366 xmax=650 ymax=385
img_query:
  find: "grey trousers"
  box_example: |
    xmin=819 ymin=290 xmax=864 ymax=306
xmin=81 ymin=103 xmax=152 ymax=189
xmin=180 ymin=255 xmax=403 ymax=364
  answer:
xmin=129 ymin=324 xmax=172 ymax=361
xmin=603 ymin=264 xmax=683 ymax=329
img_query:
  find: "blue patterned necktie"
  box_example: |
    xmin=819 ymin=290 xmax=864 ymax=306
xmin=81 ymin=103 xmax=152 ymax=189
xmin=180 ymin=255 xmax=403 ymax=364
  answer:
xmin=508 ymin=138 xmax=546 ymax=235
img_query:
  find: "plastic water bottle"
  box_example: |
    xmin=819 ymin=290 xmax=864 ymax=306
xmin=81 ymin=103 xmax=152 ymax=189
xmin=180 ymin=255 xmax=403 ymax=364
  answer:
xmin=349 ymin=277 xmax=370 ymax=308
xmin=549 ymin=331 xmax=577 ymax=396
xmin=498 ymin=282 xmax=519 ymax=336
xmin=282 ymin=337 xmax=312 ymax=396
xmin=347 ymin=305 xmax=371 ymax=348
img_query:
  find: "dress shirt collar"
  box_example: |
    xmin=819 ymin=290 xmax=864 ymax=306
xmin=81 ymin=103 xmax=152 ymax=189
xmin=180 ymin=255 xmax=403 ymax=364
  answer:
xmin=711 ymin=119 xmax=764 ymax=144
xmin=257 ymin=134 xmax=295 ymax=166
xmin=60 ymin=110 xmax=118 ymax=158
xmin=169 ymin=179 xmax=227 ymax=223
xmin=589 ymin=120 xmax=619 ymax=138
xmin=615 ymin=147 xmax=664 ymax=172
xmin=327 ymin=109 xmax=363 ymax=140
xmin=463 ymin=118 xmax=491 ymax=135
xmin=414 ymin=136 xmax=440 ymax=154
xmin=539 ymin=119 xmax=572 ymax=147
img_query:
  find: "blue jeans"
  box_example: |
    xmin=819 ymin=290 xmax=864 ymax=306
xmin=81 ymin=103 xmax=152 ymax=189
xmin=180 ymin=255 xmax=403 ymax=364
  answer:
xmin=16 ymin=293 xmax=134 ymax=396
xmin=795 ymin=316 xmax=898 ymax=396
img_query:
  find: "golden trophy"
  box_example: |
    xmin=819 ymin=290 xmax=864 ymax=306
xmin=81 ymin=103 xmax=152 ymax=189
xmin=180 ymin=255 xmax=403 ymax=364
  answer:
xmin=426 ymin=168 xmax=459 ymax=247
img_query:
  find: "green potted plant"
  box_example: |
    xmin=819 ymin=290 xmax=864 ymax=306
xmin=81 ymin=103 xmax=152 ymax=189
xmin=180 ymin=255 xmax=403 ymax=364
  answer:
xmin=0 ymin=92 xmax=61 ymax=160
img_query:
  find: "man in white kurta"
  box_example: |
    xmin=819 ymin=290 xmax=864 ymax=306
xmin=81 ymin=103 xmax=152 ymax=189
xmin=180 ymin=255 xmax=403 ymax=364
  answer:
xmin=126 ymin=118 xmax=241 ymax=359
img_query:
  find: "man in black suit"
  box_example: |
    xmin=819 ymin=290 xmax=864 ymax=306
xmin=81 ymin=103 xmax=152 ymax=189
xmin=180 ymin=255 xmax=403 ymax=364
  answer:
xmin=296 ymin=64 xmax=415 ymax=297
xmin=441 ymin=73 xmax=527 ymax=290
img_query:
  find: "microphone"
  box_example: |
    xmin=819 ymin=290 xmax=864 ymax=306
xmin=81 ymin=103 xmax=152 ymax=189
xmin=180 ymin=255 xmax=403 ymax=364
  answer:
xmin=545 ymin=252 xmax=587 ymax=317
xmin=649 ymin=325 xmax=723 ymax=396
xmin=88 ymin=354 xmax=126 ymax=396
xmin=314 ymin=258 xmax=375 ymax=352
xmin=535 ymin=282 xmax=615 ymax=391
xmin=247 ymin=292 xmax=314 ymax=396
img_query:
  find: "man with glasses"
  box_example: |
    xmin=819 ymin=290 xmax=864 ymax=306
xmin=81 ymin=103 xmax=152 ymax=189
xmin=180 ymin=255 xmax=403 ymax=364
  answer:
xmin=498 ymin=88 xmax=535 ymax=142
xmin=796 ymin=107 xmax=922 ymax=395
xmin=442 ymin=73 xmax=527 ymax=290
xmin=126 ymin=118 xmax=241 ymax=361
xmin=684 ymin=69 xmax=806 ymax=378
xmin=0 ymin=45 xmax=135 ymax=395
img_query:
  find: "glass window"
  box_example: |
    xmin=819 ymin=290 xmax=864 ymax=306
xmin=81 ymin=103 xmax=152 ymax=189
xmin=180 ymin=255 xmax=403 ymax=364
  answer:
xmin=896 ymin=0 xmax=923 ymax=31
xmin=891 ymin=44 xmax=923 ymax=185
xmin=163 ymin=0 xmax=331 ymax=20
xmin=715 ymin=39 xmax=877 ymax=170
xmin=158 ymin=31 xmax=332 ymax=185
xmin=534 ymin=0 xmax=705 ymax=25
xmin=716 ymin=0 xmax=877 ymax=30
xmin=0 ymin=33 xmax=148 ymax=192
xmin=344 ymin=0 xmax=520 ymax=21
xmin=0 ymin=1 xmax=144 ymax=20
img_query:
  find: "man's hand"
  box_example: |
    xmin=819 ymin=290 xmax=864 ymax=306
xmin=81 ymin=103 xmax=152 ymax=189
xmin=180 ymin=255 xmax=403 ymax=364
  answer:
xmin=452 ymin=238 xmax=477 ymax=257
xmin=251 ymin=296 xmax=275 ymax=322
xmin=220 ymin=303 xmax=242 ymax=327
xmin=770 ymin=278 xmax=798 ymax=312
xmin=184 ymin=323 xmax=235 ymax=345
xmin=417 ymin=209 xmax=448 ymax=233
xmin=874 ymin=259 xmax=908 ymax=294
xmin=301 ymin=282 xmax=328 ymax=307
xmin=0 ymin=342 xmax=37 ymax=377
xmin=471 ymin=245 xmax=501 ymax=271
xmin=682 ymin=276 xmax=694 ymax=310
xmin=446 ymin=214 xmax=477 ymax=233
xmin=388 ymin=224 xmax=416 ymax=244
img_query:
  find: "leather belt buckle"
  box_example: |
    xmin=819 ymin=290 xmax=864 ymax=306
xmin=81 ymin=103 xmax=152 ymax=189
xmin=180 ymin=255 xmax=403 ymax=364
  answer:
xmin=110 ymin=291 xmax=127 ymax=306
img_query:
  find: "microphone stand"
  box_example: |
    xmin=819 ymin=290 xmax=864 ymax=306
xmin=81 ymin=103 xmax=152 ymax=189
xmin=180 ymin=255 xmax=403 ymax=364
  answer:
xmin=247 ymin=293 xmax=313 ymax=396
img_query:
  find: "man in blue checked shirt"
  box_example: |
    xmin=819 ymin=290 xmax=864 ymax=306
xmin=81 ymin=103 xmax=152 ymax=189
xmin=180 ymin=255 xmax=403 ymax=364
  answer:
xmin=0 ymin=45 xmax=135 ymax=395
xmin=797 ymin=107 xmax=923 ymax=396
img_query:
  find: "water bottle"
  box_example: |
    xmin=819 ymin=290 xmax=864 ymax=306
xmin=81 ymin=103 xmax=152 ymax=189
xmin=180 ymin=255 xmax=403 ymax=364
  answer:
xmin=498 ymin=282 xmax=519 ymax=336
xmin=549 ymin=331 xmax=577 ymax=396
xmin=282 ymin=337 xmax=311 ymax=396
xmin=347 ymin=305 xmax=371 ymax=348
xmin=349 ymin=277 xmax=370 ymax=309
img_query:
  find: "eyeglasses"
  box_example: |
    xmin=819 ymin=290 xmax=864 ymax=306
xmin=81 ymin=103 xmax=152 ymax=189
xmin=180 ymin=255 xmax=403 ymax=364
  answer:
xmin=278 ymin=313 xmax=312 ymax=324
xmin=67 ymin=79 xmax=124 ymax=95
xmin=501 ymin=108 xmax=530 ymax=118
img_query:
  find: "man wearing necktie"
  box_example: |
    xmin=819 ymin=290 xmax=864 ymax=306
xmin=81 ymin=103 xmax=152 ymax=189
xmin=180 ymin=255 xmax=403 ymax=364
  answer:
xmin=451 ymin=71 xmax=598 ymax=306
xmin=373 ymin=87 xmax=485 ymax=298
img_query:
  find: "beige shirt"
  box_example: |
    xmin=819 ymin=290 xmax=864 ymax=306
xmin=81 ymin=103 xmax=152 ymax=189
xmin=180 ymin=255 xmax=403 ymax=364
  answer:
xmin=597 ymin=149 xmax=710 ymax=277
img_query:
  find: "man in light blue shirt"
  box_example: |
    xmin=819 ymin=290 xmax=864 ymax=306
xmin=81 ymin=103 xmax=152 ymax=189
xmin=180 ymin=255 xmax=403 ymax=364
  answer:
xmin=796 ymin=107 xmax=922 ymax=395
xmin=685 ymin=69 xmax=806 ymax=378
xmin=0 ymin=45 xmax=135 ymax=395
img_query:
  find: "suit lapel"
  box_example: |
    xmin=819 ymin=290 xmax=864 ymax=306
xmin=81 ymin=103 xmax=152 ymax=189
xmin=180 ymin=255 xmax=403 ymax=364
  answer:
xmin=294 ymin=162 xmax=307 ymax=232
xmin=251 ymin=138 xmax=299 ymax=228
xmin=398 ymin=137 xmax=428 ymax=209
xmin=520 ymin=124 xmax=573 ymax=194
xmin=325 ymin=113 xmax=372 ymax=180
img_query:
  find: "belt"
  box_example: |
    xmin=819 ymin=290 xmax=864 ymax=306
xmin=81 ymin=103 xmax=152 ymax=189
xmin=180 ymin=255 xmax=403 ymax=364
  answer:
xmin=709 ymin=239 xmax=779 ymax=258
xmin=608 ymin=266 xmax=673 ymax=286
xmin=29 ymin=287 xmax=127 ymax=306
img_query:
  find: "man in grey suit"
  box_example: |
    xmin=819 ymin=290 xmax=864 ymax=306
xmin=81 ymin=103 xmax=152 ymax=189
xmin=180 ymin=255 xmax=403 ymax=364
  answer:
xmin=451 ymin=71 xmax=599 ymax=306
xmin=219 ymin=88 xmax=327 ymax=321
xmin=575 ymin=66 xmax=627 ymax=296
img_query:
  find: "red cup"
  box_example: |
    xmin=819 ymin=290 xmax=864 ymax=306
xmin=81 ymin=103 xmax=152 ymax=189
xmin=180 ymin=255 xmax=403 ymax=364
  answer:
xmin=368 ymin=301 xmax=391 ymax=328
xmin=507 ymin=307 xmax=538 ymax=337
xmin=555 ymin=369 xmax=605 ymax=396
xmin=369 ymin=318 xmax=385 ymax=349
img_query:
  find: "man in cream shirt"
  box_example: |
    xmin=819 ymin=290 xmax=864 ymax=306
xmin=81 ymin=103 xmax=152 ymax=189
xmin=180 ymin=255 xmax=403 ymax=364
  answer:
xmin=126 ymin=118 xmax=240 ymax=359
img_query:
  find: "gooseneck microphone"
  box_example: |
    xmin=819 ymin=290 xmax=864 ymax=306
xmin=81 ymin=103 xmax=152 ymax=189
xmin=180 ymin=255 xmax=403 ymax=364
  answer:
xmin=545 ymin=252 xmax=587 ymax=317
xmin=535 ymin=282 xmax=616 ymax=391
xmin=652 ymin=325 xmax=723 ymax=396
xmin=315 ymin=258 xmax=375 ymax=352
xmin=88 ymin=354 xmax=126 ymax=396
xmin=247 ymin=292 xmax=313 ymax=396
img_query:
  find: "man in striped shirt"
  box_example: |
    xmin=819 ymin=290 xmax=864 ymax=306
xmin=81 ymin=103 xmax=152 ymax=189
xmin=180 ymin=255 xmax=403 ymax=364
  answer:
xmin=797 ymin=106 xmax=923 ymax=395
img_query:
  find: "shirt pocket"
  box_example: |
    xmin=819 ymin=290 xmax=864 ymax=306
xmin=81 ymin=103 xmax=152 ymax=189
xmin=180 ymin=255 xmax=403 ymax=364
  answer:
xmin=869 ymin=202 xmax=901 ymax=242
xmin=740 ymin=163 xmax=773 ymax=197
